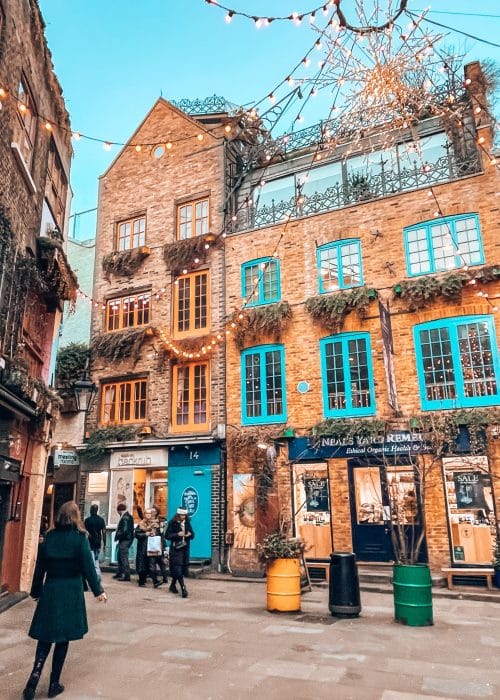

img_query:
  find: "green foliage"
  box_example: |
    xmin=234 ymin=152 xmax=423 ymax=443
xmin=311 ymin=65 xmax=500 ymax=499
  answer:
xmin=347 ymin=172 xmax=373 ymax=201
xmin=232 ymin=301 xmax=292 ymax=348
xmin=85 ymin=426 xmax=136 ymax=461
xmin=257 ymin=532 xmax=305 ymax=563
xmin=163 ymin=234 xmax=215 ymax=275
xmin=305 ymin=288 xmax=377 ymax=331
xmin=313 ymin=417 xmax=387 ymax=442
xmin=91 ymin=328 xmax=150 ymax=364
xmin=410 ymin=409 xmax=496 ymax=456
xmin=102 ymin=247 xmax=150 ymax=279
xmin=227 ymin=428 xmax=272 ymax=470
xmin=55 ymin=343 xmax=90 ymax=388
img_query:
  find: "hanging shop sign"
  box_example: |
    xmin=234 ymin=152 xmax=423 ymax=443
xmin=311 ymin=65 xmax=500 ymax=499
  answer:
xmin=54 ymin=449 xmax=79 ymax=467
xmin=110 ymin=448 xmax=168 ymax=470
xmin=0 ymin=453 xmax=21 ymax=482
xmin=288 ymin=432 xmax=433 ymax=461
xmin=168 ymin=444 xmax=220 ymax=467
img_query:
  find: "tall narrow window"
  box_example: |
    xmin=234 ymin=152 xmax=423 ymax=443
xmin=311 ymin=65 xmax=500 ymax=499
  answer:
xmin=241 ymin=345 xmax=286 ymax=425
xmin=45 ymin=138 xmax=68 ymax=229
xmin=404 ymin=214 xmax=483 ymax=276
xmin=172 ymin=362 xmax=209 ymax=431
xmin=17 ymin=75 xmax=37 ymax=167
xmin=105 ymin=292 xmax=151 ymax=332
xmin=100 ymin=379 xmax=148 ymax=425
xmin=241 ymin=258 xmax=280 ymax=306
xmin=320 ymin=333 xmax=376 ymax=417
xmin=317 ymin=240 xmax=363 ymax=293
xmin=116 ymin=215 xmax=146 ymax=251
xmin=177 ymin=198 xmax=209 ymax=240
xmin=173 ymin=271 xmax=209 ymax=337
xmin=414 ymin=316 xmax=500 ymax=410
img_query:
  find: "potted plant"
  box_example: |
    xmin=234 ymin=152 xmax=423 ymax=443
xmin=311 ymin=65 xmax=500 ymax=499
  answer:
xmin=257 ymin=529 xmax=305 ymax=612
xmin=492 ymin=539 xmax=500 ymax=588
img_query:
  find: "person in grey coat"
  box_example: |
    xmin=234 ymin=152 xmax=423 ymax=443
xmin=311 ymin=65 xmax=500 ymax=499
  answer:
xmin=113 ymin=503 xmax=134 ymax=581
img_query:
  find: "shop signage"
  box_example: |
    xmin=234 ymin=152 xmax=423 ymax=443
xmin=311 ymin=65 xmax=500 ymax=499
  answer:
xmin=168 ymin=444 xmax=220 ymax=467
xmin=110 ymin=448 xmax=168 ymax=470
xmin=181 ymin=486 xmax=199 ymax=517
xmin=453 ymin=472 xmax=489 ymax=510
xmin=0 ymin=454 xmax=21 ymax=482
xmin=288 ymin=432 xmax=433 ymax=461
xmin=54 ymin=449 xmax=79 ymax=467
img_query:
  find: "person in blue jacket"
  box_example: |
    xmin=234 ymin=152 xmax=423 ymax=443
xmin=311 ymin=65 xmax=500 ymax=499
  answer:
xmin=23 ymin=501 xmax=107 ymax=699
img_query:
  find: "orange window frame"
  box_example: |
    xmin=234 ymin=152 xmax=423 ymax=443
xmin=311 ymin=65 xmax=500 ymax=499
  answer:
xmin=173 ymin=271 xmax=209 ymax=338
xmin=105 ymin=292 xmax=151 ymax=332
xmin=176 ymin=198 xmax=209 ymax=240
xmin=115 ymin=215 xmax=146 ymax=251
xmin=171 ymin=362 xmax=210 ymax=432
xmin=99 ymin=379 xmax=148 ymax=426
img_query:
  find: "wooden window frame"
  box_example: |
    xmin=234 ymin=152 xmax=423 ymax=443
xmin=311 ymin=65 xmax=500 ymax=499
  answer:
xmin=171 ymin=361 xmax=210 ymax=432
xmin=105 ymin=291 xmax=151 ymax=332
xmin=16 ymin=73 xmax=37 ymax=168
xmin=115 ymin=214 xmax=146 ymax=252
xmin=173 ymin=270 xmax=210 ymax=338
xmin=46 ymin=137 xmax=68 ymax=230
xmin=176 ymin=197 xmax=209 ymax=240
xmin=99 ymin=378 xmax=148 ymax=426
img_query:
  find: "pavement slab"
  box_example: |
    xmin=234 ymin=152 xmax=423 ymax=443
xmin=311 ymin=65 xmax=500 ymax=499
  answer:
xmin=2 ymin=573 xmax=500 ymax=699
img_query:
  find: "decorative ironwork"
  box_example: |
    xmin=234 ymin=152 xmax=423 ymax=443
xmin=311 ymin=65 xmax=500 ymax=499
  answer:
xmin=237 ymin=151 xmax=482 ymax=231
xmin=172 ymin=95 xmax=240 ymax=116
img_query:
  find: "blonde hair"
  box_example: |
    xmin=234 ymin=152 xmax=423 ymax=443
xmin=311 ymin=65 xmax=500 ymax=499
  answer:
xmin=54 ymin=501 xmax=87 ymax=534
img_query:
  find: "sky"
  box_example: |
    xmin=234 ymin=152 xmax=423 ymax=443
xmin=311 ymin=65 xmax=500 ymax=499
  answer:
xmin=38 ymin=0 xmax=500 ymax=239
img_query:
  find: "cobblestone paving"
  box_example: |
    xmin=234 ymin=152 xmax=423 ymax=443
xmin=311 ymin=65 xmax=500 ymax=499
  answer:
xmin=1 ymin=574 xmax=499 ymax=699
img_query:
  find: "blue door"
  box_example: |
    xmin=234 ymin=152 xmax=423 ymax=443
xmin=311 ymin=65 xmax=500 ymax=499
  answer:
xmin=167 ymin=466 xmax=212 ymax=559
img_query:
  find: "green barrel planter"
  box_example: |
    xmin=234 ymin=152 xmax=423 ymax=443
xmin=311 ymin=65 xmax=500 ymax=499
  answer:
xmin=393 ymin=563 xmax=433 ymax=627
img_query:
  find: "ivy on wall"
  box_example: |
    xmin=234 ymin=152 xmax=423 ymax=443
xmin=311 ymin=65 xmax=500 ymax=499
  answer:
xmin=102 ymin=247 xmax=150 ymax=280
xmin=231 ymin=301 xmax=292 ymax=349
xmin=84 ymin=426 xmax=136 ymax=461
xmin=91 ymin=327 xmax=152 ymax=364
xmin=163 ymin=234 xmax=217 ymax=276
xmin=305 ymin=287 xmax=377 ymax=332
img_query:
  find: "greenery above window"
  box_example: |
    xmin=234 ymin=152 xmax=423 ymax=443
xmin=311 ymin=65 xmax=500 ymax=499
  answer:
xmin=84 ymin=426 xmax=136 ymax=461
xmin=91 ymin=327 xmax=153 ymax=363
xmin=232 ymin=301 xmax=292 ymax=349
xmin=102 ymin=246 xmax=150 ymax=280
xmin=306 ymin=287 xmax=377 ymax=331
xmin=163 ymin=233 xmax=216 ymax=276
xmin=312 ymin=417 xmax=386 ymax=442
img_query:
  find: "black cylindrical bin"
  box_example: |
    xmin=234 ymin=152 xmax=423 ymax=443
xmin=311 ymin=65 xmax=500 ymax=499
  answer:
xmin=329 ymin=552 xmax=361 ymax=618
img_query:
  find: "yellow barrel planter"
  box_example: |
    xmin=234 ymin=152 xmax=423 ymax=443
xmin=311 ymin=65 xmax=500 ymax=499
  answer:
xmin=266 ymin=557 xmax=301 ymax=612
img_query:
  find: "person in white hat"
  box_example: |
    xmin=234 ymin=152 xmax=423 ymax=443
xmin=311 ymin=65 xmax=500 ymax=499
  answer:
xmin=165 ymin=507 xmax=195 ymax=597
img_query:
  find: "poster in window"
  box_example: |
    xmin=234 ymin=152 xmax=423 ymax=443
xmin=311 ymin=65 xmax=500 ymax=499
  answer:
xmin=304 ymin=477 xmax=329 ymax=512
xmin=109 ymin=469 xmax=133 ymax=526
xmin=453 ymin=472 xmax=489 ymax=510
xmin=233 ymin=474 xmax=255 ymax=549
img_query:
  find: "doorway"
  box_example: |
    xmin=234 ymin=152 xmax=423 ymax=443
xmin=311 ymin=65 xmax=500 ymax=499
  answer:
xmin=167 ymin=466 xmax=212 ymax=560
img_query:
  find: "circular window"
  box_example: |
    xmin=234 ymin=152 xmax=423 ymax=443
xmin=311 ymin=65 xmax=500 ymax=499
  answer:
xmin=152 ymin=144 xmax=166 ymax=159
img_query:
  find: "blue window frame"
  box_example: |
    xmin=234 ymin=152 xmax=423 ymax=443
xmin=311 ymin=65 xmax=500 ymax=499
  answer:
xmin=241 ymin=257 xmax=280 ymax=306
xmin=414 ymin=316 xmax=500 ymax=410
xmin=404 ymin=213 xmax=484 ymax=276
xmin=241 ymin=344 xmax=286 ymax=425
xmin=317 ymin=239 xmax=363 ymax=293
xmin=320 ymin=333 xmax=376 ymax=417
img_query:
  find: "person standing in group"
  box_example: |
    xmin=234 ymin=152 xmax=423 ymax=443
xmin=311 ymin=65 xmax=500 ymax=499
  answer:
xmin=113 ymin=502 xmax=134 ymax=581
xmin=165 ymin=507 xmax=194 ymax=598
xmin=151 ymin=505 xmax=168 ymax=584
xmin=23 ymin=501 xmax=107 ymax=700
xmin=134 ymin=508 xmax=163 ymax=588
xmin=84 ymin=504 xmax=106 ymax=578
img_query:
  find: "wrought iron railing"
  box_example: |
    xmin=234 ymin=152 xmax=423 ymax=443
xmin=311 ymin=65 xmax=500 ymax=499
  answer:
xmin=238 ymin=151 xmax=482 ymax=230
xmin=172 ymin=95 xmax=240 ymax=116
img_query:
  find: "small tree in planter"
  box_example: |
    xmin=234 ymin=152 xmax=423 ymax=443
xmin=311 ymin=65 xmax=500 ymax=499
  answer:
xmin=257 ymin=527 xmax=305 ymax=613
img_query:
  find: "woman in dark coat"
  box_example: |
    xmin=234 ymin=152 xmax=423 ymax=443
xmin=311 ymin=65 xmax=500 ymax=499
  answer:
xmin=23 ymin=501 xmax=107 ymax=700
xmin=135 ymin=509 xmax=162 ymax=588
xmin=165 ymin=507 xmax=194 ymax=598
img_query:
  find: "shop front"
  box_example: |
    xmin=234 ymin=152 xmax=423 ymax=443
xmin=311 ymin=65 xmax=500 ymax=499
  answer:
xmin=292 ymin=462 xmax=333 ymax=560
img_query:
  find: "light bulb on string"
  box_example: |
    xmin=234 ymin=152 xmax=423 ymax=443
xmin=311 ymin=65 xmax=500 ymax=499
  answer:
xmin=103 ymin=142 xmax=112 ymax=151
xmin=225 ymin=11 xmax=233 ymax=23
xmin=72 ymin=131 xmax=81 ymax=140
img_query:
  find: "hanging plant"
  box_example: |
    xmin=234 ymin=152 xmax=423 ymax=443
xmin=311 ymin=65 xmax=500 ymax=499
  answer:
xmin=470 ymin=264 xmax=500 ymax=285
xmin=163 ymin=233 xmax=218 ymax=275
xmin=55 ymin=343 xmax=90 ymax=389
xmin=410 ymin=409 xmax=499 ymax=456
xmin=305 ymin=287 xmax=377 ymax=331
xmin=312 ymin=417 xmax=387 ymax=443
xmin=84 ymin=426 xmax=136 ymax=461
xmin=91 ymin=327 xmax=152 ymax=364
xmin=393 ymin=271 xmax=468 ymax=310
xmin=37 ymin=237 xmax=78 ymax=304
xmin=33 ymin=379 xmax=63 ymax=417
xmin=227 ymin=427 xmax=273 ymax=470
xmin=102 ymin=246 xmax=150 ymax=280
xmin=232 ymin=301 xmax=292 ymax=349
xmin=160 ymin=334 xmax=215 ymax=361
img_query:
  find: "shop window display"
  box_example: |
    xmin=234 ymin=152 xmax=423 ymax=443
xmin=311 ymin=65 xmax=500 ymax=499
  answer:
xmin=443 ymin=456 xmax=496 ymax=565
xmin=294 ymin=464 xmax=332 ymax=558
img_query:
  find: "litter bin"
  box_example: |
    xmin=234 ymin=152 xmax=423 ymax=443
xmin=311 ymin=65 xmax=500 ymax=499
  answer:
xmin=329 ymin=552 xmax=361 ymax=618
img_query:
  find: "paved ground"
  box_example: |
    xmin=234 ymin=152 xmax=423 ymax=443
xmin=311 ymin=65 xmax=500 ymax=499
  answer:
xmin=2 ymin=573 xmax=500 ymax=700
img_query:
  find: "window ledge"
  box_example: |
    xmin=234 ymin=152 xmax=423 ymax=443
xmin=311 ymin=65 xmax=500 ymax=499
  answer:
xmin=11 ymin=143 xmax=37 ymax=194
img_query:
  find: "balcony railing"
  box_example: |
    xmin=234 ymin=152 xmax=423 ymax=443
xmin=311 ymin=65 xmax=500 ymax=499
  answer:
xmin=238 ymin=150 xmax=482 ymax=231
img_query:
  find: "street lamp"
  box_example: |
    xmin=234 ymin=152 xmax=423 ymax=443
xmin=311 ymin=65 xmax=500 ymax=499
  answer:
xmin=73 ymin=362 xmax=96 ymax=414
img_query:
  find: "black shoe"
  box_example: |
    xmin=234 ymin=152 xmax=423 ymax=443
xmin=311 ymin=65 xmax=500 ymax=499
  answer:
xmin=153 ymin=580 xmax=163 ymax=588
xmin=138 ymin=582 xmax=146 ymax=587
xmin=48 ymin=682 xmax=65 ymax=698
xmin=181 ymin=587 xmax=188 ymax=598
xmin=112 ymin=573 xmax=120 ymax=579
xmin=169 ymin=583 xmax=179 ymax=594
xmin=22 ymin=688 xmax=36 ymax=700
xmin=162 ymin=577 xmax=168 ymax=584
xmin=117 ymin=576 xmax=130 ymax=582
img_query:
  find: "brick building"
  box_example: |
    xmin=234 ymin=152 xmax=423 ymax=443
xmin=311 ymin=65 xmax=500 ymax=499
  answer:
xmin=83 ymin=98 xmax=236 ymax=568
xmin=0 ymin=0 xmax=75 ymax=593
xmin=225 ymin=62 xmax=500 ymax=576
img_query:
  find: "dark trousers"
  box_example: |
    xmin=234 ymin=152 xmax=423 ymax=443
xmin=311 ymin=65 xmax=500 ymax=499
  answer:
xmin=117 ymin=540 xmax=131 ymax=577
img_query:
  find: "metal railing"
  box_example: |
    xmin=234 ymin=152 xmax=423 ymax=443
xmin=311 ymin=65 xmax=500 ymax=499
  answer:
xmin=172 ymin=95 xmax=240 ymax=116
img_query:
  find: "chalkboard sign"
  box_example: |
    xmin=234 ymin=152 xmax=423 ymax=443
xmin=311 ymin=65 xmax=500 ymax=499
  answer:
xmin=453 ymin=472 xmax=488 ymax=510
xmin=304 ymin=477 xmax=329 ymax=512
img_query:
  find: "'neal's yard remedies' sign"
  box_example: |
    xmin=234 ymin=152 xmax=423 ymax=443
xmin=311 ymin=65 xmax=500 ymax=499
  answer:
xmin=288 ymin=432 xmax=433 ymax=461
